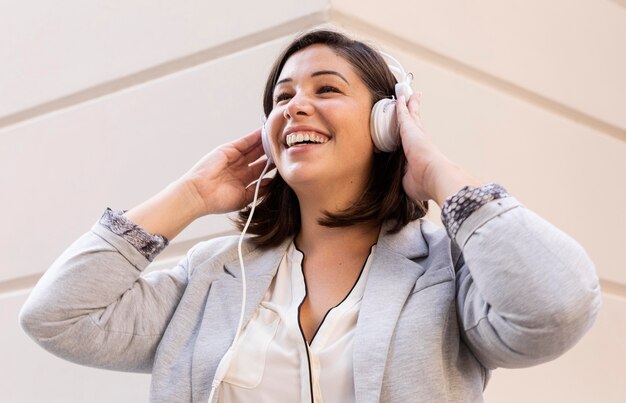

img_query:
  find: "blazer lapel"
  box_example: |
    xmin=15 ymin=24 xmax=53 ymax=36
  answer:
xmin=223 ymin=240 xmax=290 ymax=323
xmin=353 ymin=221 xmax=429 ymax=403
xmin=191 ymin=239 xmax=289 ymax=401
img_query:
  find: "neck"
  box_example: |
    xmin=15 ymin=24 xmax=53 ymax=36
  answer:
xmin=290 ymin=175 xmax=380 ymax=256
xmin=295 ymin=199 xmax=381 ymax=258
xmin=288 ymin=170 xmax=369 ymax=217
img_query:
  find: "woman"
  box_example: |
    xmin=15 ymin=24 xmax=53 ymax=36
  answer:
xmin=20 ymin=29 xmax=600 ymax=402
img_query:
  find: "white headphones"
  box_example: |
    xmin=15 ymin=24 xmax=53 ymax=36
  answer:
xmin=370 ymin=51 xmax=414 ymax=152
xmin=261 ymin=50 xmax=413 ymax=161
xmin=261 ymin=122 xmax=274 ymax=163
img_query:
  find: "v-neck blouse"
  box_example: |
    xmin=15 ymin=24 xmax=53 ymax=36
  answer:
xmin=219 ymin=242 xmax=375 ymax=403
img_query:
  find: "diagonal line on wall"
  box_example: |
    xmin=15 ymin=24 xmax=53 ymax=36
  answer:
xmin=599 ymin=279 xmax=626 ymax=300
xmin=330 ymin=10 xmax=626 ymax=144
xmin=0 ymin=11 xmax=329 ymax=132
xmin=0 ymin=273 xmax=42 ymax=296
xmin=0 ymin=231 xmax=239 ymax=295
xmin=609 ymin=0 xmax=626 ymax=10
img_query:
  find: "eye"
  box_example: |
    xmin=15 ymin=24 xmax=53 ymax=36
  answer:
xmin=274 ymin=92 xmax=292 ymax=104
xmin=318 ymin=85 xmax=341 ymax=94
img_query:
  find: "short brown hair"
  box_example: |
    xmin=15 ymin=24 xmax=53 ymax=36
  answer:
xmin=236 ymin=29 xmax=428 ymax=247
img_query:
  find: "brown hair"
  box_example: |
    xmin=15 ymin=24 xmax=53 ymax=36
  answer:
xmin=236 ymin=29 xmax=428 ymax=247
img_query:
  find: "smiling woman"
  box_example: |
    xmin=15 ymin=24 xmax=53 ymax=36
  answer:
xmin=19 ymin=29 xmax=601 ymax=403
xmin=243 ymin=31 xmax=427 ymax=247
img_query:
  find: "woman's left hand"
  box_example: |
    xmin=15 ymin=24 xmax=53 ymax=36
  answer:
xmin=396 ymin=94 xmax=482 ymax=206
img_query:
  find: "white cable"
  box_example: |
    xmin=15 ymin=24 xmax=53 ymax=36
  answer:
xmin=207 ymin=158 xmax=272 ymax=403
xmin=234 ymin=159 xmax=271 ymax=343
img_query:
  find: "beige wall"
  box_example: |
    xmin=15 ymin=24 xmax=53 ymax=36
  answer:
xmin=1 ymin=1 xmax=624 ymax=401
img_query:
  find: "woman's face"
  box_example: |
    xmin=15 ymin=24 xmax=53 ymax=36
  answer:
xmin=266 ymin=44 xmax=375 ymax=200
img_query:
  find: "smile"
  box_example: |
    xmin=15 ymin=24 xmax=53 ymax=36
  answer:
xmin=286 ymin=132 xmax=329 ymax=148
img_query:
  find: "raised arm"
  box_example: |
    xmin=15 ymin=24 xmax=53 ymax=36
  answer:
xmin=124 ymin=128 xmax=270 ymax=239
xmin=397 ymin=94 xmax=601 ymax=368
xmin=19 ymin=129 xmax=270 ymax=371
xmin=451 ymin=196 xmax=600 ymax=368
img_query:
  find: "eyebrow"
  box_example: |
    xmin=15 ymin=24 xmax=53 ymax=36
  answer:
xmin=275 ymin=70 xmax=350 ymax=87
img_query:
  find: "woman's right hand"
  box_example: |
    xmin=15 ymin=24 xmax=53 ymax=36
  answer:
xmin=124 ymin=129 xmax=271 ymax=240
xmin=181 ymin=128 xmax=271 ymax=216
xmin=397 ymin=94 xmax=482 ymax=207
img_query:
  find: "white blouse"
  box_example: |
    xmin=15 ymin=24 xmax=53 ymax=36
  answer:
xmin=218 ymin=242 xmax=375 ymax=403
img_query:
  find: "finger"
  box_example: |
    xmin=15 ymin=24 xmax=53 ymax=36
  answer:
xmin=396 ymin=95 xmax=419 ymax=128
xmin=406 ymin=93 xmax=425 ymax=131
xmin=244 ymin=158 xmax=274 ymax=187
xmin=242 ymin=137 xmax=266 ymax=163
xmin=245 ymin=175 xmax=273 ymax=192
xmin=396 ymin=97 xmax=427 ymax=146
xmin=396 ymin=95 xmax=410 ymax=118
xmin=229 ymin=131 xmax=266 ymax=165
xmin=407 ymin=93 xmax=420 ymax=117
xmin=249 ymin=156 xmax=273 ymax=176
xmin=231 ymin=128 xmax=263 ymax=155
xmin=244 ymin=175 xmax=274 ymax=205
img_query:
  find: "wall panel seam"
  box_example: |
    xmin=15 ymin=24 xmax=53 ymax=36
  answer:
xmin=0 ymin=11 xmax=330 ymax=132
xmin=329 ymin=10 xmax=626 ymax=144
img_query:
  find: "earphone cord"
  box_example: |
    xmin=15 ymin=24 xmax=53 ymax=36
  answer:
xmin=207 ymin=158 xmax=272 ymax=403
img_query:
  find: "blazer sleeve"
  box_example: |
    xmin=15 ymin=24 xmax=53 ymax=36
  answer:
xmin=19 ymin=221 xmax=190 ymax=373
xmin=453 ymin=197 xmax=601 ymax=369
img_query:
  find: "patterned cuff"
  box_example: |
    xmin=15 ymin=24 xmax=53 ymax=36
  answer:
xmin=441 ymin=183 xmax=510 ymax=239
xmin=99 ymin=208 xmax=169 ymax=261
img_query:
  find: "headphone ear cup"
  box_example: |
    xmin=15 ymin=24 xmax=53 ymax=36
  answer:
xmin=261 ymin=123 xmax=274 ymax=163
xmin=370 ymin=98 xmax=400 ymax=152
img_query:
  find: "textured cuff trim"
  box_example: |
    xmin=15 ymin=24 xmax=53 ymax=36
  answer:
xmin=441 ymin=183 xmax=510 ymax=239
xmin=99 ymin=208 xmax=169 ymax=261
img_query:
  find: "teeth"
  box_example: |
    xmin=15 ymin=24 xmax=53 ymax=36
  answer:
xmin=286 ymin=132 xmax=329 ymax=147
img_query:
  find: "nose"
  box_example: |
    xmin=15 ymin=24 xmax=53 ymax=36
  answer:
xmin=283 ymin=92 xmax=314 ymax=120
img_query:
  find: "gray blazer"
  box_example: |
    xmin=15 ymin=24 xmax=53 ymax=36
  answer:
xmin=20 ymin=197 xmax=601 ymax=402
